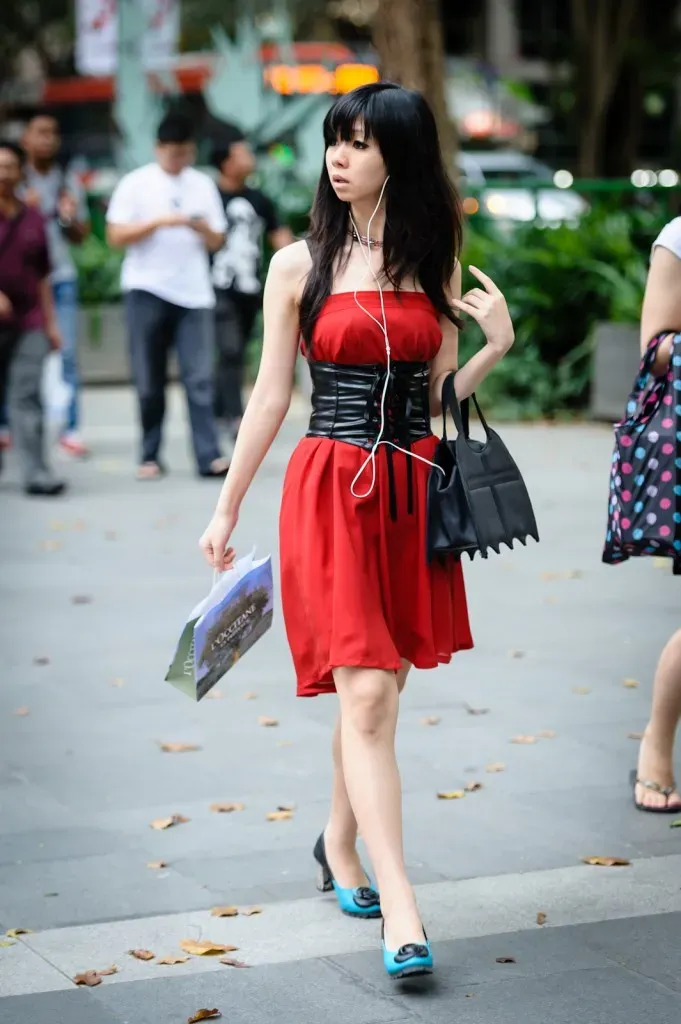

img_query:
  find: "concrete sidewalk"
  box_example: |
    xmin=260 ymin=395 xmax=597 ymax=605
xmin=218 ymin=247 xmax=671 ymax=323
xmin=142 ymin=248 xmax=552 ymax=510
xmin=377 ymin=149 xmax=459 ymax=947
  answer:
xmin=0 ymin=387 xmax=679 ymax=1023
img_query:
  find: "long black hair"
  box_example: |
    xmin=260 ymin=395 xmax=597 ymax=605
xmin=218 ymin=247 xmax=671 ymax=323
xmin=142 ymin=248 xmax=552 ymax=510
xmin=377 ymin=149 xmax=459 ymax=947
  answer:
xmin=299 ymin=81 xmax=463 ymax=346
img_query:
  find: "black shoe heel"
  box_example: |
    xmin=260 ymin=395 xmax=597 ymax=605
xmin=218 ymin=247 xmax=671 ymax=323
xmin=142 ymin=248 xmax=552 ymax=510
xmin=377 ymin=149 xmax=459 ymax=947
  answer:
xmin=313 ymin=834 xmax=334 ymax=892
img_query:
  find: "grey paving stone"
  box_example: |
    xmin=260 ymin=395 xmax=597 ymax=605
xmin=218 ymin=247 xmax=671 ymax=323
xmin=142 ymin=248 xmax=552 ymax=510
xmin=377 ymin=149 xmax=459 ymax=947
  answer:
xmin=0 ymin=941 xmax=72 ymax=997
xmin=0 ymin=989 xmax=120 ymax=1024
xmin=572 ymin=912 xmax=681 ymax=994
xmin=373 ymin=967 xmax=681 ymax=1024
xmin=0 ymin=827 xmax=134 ymax=866
xmin=91 ymin=958 xmax=417 ymax=1024
xmin=0 ymin=852 xmax=220 ymax=930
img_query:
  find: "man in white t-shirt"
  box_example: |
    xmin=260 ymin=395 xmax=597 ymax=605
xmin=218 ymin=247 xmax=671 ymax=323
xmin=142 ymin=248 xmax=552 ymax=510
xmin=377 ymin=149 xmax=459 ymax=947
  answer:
xmin=106 ymin=113 xmax=229 ymax=479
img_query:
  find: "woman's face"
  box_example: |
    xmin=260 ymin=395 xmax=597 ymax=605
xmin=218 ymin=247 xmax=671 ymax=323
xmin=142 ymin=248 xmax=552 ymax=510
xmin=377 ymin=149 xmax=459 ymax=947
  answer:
xmin=326 ymin=120 xmax=387 ymax=205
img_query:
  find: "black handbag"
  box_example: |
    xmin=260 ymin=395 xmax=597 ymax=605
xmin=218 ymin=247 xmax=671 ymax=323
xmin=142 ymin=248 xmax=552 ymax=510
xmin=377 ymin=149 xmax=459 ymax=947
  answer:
xmin=426 ymin=372 xmax=539 ymax=562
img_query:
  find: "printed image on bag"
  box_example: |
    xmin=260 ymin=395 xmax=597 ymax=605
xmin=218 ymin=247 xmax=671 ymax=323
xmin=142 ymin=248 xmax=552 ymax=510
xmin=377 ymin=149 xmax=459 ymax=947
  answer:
xmin=165 ymin=551 xmax=273 ymax=701
xmin=603 ymin=332 xmax=681 ymax=573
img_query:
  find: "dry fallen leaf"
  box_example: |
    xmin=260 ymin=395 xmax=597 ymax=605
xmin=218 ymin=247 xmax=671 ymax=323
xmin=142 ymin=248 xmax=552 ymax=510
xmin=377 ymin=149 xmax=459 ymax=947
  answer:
xmin=628 ymin=732 xmax=644 ymax=740
xmin=465 ymin=781 xmax=484 ymax=792
xmin=241 ymin=907 xmax=262 ymax=917
xmin=486 ymin=763 xmax=506 ymax=773
xmin=158 ymin=742 xmax=202 ymax=753
xmin=540 ymin=571 xmax=560 ymax=582
xmin=277 ymin=803 xmax=295 ymax=812
xmin=670 ymin=820 xmax=681 ymax=829
xmin=209 ymin=802 xmax=244 ymax=814
xmin=623 ymin=678 xmax=639 ymax=689
xmin=536 ymin=912 xmax=547 ymax=926
xmin=156 ymin=955 xmax=190 ymax=965
xmin=180 ymin=940 xmax=234 ymax=957
xmin=206 ymin=689 xmax=224 ymax=700
xmin=465 ymin=705 xmax=490 ymax=716
xmin=147 ymin=861 xmax=168 ymax=870
xmin=188 ymin=1011 xmax=222 ymax=1023
xmin=73 ymin=971 xmax=102 ymax=987
xmin=12 ymin=707 xmax=30 ymax=717
xmin=150 ymin=815 xmax=189 ymax=830
xmin=511 ymin=735 xmax=537 ymax=745
xmin=74 ymin=520 xmax=86 ymax=531
xmin=266 ymin=809 xmax=293 ymax=821
xmin=220 ymin=957 xmax=250 ymax=968
xmin=128 ymin=949 xmax=155 ymax=961
xmin=99 ymin=966 xmax=119 ymax=977
xmin=71 ymin=595 xmax=93 ymax=605
xmin=210 ymin=907 xmax=239 ymax=918
xmin=538 ymin=730 xmax=557 ymax=739
xmin=581 ymin=857 xmax=631 ymax=867
xmin=0 ymin=941 xmax=16 ymax=947
xmin=420 ymin=716 xmax=441 ymax=726
xmin=572 ymin=687 xmax=591 ymax=695
xmin=437 ymin=790 xmax=465 ymax=800
xmin=508 ymin=649 xmax=526 ymax=659
xmin=40 ymin=540 xmax=62 ymax=552
xmin=653 ymin=557 xmax=669 ymax=569
xmin=277 ymin=740 xmax=294 ymax=747
xmin=33 ymin=656 xmax=50 ymax=666
xmin=243 ymin=692 xmax=258 ymax=700
xmin=258 ymin=716 xmax=279 ymax=727
xmin=495 ymin=957 xmax=516 ymax=964
xmin=565 ymin=569 xmax=583 ymax=580
xmin=6 ymin=929 xmax=32 ymax=938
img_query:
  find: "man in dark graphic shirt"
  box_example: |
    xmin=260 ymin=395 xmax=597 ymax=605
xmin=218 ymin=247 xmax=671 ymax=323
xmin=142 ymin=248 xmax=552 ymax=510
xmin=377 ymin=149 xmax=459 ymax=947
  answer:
xmin=0 ymin=141 xmax=65 ymax=496
xmin=211 ymin=129 xmax=293 ymax=436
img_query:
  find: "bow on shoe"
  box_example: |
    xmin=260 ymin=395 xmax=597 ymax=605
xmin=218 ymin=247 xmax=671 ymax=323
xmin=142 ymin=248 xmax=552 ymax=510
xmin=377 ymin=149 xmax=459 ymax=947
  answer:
xmin=394 ymin=943 xmax=430 ymax=963
xmin=353 ymin=886 xmax=381 ymax=908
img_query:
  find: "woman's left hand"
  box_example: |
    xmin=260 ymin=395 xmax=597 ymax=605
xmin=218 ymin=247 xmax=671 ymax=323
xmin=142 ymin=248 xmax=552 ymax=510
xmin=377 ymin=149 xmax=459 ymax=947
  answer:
xmin=452 ymin=266 xmax=514 ymax=355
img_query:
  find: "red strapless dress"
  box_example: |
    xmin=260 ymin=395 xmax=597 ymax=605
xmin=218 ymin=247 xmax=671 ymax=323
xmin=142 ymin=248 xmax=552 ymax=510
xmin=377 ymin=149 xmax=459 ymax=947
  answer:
xmin=280 ymin=291 xmax=473 ymax=697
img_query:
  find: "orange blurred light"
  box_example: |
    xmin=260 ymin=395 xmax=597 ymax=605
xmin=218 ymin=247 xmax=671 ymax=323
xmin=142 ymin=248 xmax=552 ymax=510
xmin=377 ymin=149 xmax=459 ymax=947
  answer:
xmin=462 ymin=196 xmax=479 ymax=215
xmin=334 ymin=63 xmax=380 ymax=94
xmin=265 ymin=62 xmax=379 ymax=95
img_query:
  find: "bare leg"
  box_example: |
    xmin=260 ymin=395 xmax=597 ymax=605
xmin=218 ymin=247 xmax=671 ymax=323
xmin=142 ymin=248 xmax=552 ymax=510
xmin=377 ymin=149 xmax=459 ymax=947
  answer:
xmin=324 ymin=661 xmax=411 ymax=887
xmin=333 ymin=664 xmax=422 ymax=949
xmin=636 ymin=629 xmax=681 ymax=810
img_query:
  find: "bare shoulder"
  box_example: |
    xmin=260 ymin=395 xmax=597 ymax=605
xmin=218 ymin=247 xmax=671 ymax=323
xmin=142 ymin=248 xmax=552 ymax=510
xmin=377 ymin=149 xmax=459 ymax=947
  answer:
xmin=266 ymin=239 xmax=312 ymax=299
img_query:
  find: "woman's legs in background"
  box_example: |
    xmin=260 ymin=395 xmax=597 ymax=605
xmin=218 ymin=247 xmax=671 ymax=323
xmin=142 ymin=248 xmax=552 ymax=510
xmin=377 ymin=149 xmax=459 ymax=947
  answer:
xmin=330 ymin=663 xmax=422 ymax=948
xmin=324 ymin=661 xmax=410 ymax=887
xmin=636 ymin=629 xmax=681 ymax=810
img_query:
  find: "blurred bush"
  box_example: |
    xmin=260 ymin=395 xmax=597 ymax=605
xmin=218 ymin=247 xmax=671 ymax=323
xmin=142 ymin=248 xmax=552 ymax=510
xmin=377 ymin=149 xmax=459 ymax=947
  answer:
xmin=72 ymin=234 xmax=124 ymax=307
xmin=457 ymin=206 xmax=660 ymax=418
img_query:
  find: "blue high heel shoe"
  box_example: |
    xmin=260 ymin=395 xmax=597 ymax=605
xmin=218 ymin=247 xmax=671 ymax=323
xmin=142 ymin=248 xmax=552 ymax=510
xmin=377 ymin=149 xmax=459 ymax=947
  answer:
xmin=382 ymin=922 xmax=434 ymax=979
xmin=313 ymin=833 xmax=381 ymax=918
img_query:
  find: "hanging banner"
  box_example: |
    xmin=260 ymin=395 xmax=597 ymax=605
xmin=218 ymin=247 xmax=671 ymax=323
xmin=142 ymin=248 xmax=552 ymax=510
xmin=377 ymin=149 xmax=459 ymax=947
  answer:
xmin=75 ymin=0 xmax=179 ymax=76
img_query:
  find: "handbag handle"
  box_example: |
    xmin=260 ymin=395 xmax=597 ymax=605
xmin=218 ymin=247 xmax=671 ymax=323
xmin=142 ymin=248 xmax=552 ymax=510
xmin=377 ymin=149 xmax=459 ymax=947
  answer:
xmin=440 ymin=372 xmax=492 ymax=445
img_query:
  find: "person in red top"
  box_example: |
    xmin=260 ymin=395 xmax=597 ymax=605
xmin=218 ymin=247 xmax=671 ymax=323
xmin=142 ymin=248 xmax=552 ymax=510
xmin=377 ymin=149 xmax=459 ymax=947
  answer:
xmin=199 ymin=84 xmax=514 ymax=979
xmin=0 ymin=141 xmax=64 ymax=496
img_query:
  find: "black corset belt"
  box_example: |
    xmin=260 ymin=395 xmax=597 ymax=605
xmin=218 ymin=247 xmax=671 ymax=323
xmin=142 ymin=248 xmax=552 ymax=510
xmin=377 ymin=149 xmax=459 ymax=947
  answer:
xmin=306 ymin=360 xmax=432 ymax=521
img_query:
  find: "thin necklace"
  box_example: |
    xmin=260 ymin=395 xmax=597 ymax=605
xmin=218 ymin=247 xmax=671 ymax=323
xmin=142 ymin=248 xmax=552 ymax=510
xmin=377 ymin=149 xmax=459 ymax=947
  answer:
xmin=351 ymin=228 xmax=383 ymax=248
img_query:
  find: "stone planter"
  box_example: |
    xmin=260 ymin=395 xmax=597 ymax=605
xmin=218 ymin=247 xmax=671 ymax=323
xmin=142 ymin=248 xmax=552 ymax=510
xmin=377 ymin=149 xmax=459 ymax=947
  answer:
xmin=78 ymin=304 xmax=178 ymax=385
xmin=590 ymin=322 xmax=640 ymax=422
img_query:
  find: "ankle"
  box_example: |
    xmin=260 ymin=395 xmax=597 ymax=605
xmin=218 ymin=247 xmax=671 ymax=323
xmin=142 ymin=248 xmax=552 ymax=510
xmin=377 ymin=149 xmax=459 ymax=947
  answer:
xmin=323 ymin=825 xmax=358 ymax=854
xmin=641 ymin=725 xmax=677 ymax=760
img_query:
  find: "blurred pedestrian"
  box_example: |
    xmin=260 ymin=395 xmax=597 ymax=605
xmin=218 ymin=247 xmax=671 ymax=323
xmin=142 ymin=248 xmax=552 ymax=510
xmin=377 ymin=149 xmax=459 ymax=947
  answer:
xmin=211 ymin=130 xmax=294 ymax=439
xmin=20 ymin=110 xmax=91 ymax=459
xmin=106 ymin=112 xmax=229 ymax=480
xmin=0 ymin=141 xmax=65 ymax=496
xmin=200 ymin=83 xmax=514 ymax=979
xmin=630 ymin=216 xmax=681 ymax=813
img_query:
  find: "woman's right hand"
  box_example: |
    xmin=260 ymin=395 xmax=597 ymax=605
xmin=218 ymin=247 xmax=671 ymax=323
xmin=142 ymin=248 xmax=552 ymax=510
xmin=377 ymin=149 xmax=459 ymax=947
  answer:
xmin=199 ymin=510 xmax=238 ymax=571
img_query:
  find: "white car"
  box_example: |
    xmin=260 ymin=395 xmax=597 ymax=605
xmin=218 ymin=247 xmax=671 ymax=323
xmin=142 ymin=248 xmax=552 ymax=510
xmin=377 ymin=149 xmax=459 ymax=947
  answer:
xmin=457 ymin=151 xmax=588 ymax=225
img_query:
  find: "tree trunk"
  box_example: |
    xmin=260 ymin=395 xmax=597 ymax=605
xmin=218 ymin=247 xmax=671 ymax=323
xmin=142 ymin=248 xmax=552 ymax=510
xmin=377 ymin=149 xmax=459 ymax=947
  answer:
xmin=373 ymin=0 xmax=456 ymax=169
xmin=570 ymin=0 xmax=639 ymax=176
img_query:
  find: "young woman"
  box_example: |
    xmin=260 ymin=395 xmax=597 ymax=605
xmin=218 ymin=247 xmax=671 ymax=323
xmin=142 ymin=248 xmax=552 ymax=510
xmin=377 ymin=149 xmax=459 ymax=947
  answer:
xmin=630 ymin=217 xmax=681 ymax=814
xmin=199 ymin=82 xmax=514 ymax=978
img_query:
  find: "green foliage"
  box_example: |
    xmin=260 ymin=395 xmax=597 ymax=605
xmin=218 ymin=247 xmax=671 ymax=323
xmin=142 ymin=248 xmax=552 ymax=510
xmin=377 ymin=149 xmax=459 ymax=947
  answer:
xmin=458 ymin=207 xmax=661 ymax=418
xmin=71 ymin=235 xmax=124 ymax=308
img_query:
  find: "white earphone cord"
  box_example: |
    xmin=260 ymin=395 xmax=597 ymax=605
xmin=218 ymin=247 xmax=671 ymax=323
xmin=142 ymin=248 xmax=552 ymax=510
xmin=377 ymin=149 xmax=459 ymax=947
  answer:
xmin=348 ymin=178 xmax=443 ymax=503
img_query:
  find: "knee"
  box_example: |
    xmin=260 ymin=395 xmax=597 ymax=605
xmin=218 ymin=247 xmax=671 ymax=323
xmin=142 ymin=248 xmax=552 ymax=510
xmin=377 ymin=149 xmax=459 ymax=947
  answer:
xmin=343 ymin=672 xmax=396 ymax=741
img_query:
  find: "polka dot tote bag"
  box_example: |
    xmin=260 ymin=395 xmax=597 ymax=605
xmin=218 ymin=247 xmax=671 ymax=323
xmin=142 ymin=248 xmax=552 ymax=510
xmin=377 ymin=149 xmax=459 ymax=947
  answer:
xmin=603 ymin=331 xmax=681 ymax=574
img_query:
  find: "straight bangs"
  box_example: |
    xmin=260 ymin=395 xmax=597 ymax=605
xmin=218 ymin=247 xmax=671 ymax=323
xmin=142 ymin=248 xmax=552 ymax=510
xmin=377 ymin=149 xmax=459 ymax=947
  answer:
xmin=323 ymin=90 xmax=377 ymax=147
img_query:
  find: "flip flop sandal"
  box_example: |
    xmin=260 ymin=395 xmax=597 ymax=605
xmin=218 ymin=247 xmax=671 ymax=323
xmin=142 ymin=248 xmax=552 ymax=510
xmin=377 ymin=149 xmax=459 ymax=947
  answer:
xmin=630 ymin=769 xmax=681 ymax=814
xmin=136 ymin=461 xmax=166 ymax=481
